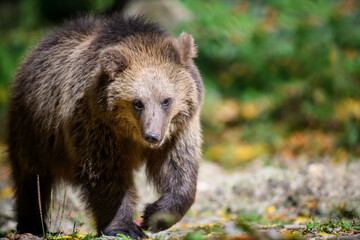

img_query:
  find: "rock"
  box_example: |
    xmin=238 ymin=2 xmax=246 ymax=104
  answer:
xmin=7 ymin=234 xmax=41 ymax=240
xmin=123 ymin=0 xmax=193 ymax=30
xmin=283 ymin=224 xmax=306 ymax=230
xmin=223 ymin=221 xmax=239 ymax=236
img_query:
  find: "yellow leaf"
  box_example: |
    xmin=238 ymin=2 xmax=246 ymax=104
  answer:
xmin=232 ymin=143 xmax=267 ymax=163
xmin=240 ymin=102 xmax=258 ymax=120
xmin=280 ymin=230 xmax=298 ymax=237
xmin=217 ymin=209 xmax=231 ymax=222
xmin=294 ymin=216 xmax=312 ymax=224
xmin=316 ymin=233 xmax=336 ymax=237
xmin=334 ymin=148 xmax=348 ymax=163
xmin=266 ymin=205 xmax=276 ymax=214
xmin=206 ymin=145 xmax=225 ymax=161
xmin=334 ymin=98 xmax=360 ymax=121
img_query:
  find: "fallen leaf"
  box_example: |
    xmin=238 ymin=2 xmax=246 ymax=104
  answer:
xmin=315 ymin=233 xmax=336 ymax=237
xmin=266 ymin=206 xmax=276 ymax=214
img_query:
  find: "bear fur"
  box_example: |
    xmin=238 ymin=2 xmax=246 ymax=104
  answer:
xmin=7 ymin=14 xmax=203 ymax=239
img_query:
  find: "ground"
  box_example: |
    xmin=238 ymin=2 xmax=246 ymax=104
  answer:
xmin=1 ymin=144 xmax=360 ymax=239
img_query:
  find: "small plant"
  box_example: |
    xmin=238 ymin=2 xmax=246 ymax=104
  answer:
xmin=115 ymin=233 xmax=133 ymax=240
xmin=318 ymin=218 xmax=357 ymax=234
xmin=73 ymin=212 xmax=84 ymax=232
xmin=0 ymin=228 xmax=16 ymax=238
xmin=184 ymin=232 xmax=205 ymax=240
xmin=305 ymin=218 xmax=321 ymax=233
xmin=304 ymin=218 xmax=360 ymax=235
xmin=192 ymin=223 xmax=226 ymax=238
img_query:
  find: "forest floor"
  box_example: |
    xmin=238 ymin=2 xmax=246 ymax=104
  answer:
xmin=1 ymin=144 xmax=360 ymax=239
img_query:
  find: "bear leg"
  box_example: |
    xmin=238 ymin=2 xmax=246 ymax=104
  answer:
xmin=86 ymin=184 xmax=146 ymax=239
xmin=14 ymin=172 xmax=52 ymax=235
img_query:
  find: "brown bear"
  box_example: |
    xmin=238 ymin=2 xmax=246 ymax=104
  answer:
xmin=7 ymin=14 xmax=203 ymax=239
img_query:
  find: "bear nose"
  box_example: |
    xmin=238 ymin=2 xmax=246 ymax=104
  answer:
xmin=143 ymin=132 xmax=161 ymax=144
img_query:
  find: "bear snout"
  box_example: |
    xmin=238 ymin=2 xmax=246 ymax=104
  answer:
xmin=143 ymin=132 xmax=161 ymax=144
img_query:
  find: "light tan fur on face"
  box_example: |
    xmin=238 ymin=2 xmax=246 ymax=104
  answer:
xmin=101 ymin=34 xmax=199 ymax=146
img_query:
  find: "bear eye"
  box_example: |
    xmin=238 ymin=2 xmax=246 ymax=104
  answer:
xmin=162 ymin=98 xmax=172 ymax=109
xmin=133 ymin=99 xmax=144 ymax=110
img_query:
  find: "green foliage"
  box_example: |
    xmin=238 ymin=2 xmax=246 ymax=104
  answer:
xmin=0 ymin=228 xmax=17 ymax=238
xmin=73 ymin=212 xmax=85 ymax=232
xmin=305 ymin=218 xmax=360 ymax=234
xmin=188 ymin=223 xmax=226 ymax=239
xmin=175 ymin=0 xmax=360 ymax=162
xmin=78 ymin=212 xmax=84 ymax=227
xmin=114 ymin=234 xmax=132 ymax=240
xmin=183 ymin=232 xmax=205 ymax=240
xmin=306 ymin=218 xmax=321 ymax=232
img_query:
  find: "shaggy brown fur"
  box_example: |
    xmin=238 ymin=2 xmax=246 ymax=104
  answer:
xmin=8 ymin=14 xmax=203 ymax=239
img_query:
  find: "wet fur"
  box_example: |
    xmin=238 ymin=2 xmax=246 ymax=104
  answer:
xmin=8 ymin=14 xmax=203 ymax=238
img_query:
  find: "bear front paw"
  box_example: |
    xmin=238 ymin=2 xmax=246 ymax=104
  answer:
xmin=141 ymin=203 xmax=176 ymax=232
xmin=104 ymin=224 xmax=146 ymax=240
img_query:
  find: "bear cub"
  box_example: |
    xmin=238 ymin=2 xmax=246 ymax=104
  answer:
xmin=8 ymin=14 xmax=203 ymax=239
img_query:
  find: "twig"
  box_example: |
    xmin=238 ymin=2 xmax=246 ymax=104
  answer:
xmin=37 ymin=175 xmax=46 ymax=236
xmin=49 ymin=189 xmax=54 ymax=231
xmin=58 ymin=189 xmax=67 ymax=231
xmin=66 ymin=204 xmax=74 ymax=222
xmin=59 ymin=204 xmax=74 ymax=233
xmin=54 ymin=201 xmax=61 ymax=233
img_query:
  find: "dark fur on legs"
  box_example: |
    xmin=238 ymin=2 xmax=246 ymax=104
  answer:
xmin=13 ymin=172 xmax=52 ymax=235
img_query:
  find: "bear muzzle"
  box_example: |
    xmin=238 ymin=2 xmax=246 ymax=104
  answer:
xmin=143 ymin=132 xmax=161 ymax=144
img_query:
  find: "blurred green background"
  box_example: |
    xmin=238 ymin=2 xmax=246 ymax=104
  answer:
xmin=0 ymin=0 xmax=359 ymax=167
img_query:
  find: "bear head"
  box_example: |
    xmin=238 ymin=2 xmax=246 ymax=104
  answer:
xmin=95 ymin=32 xmax=201 ymax=148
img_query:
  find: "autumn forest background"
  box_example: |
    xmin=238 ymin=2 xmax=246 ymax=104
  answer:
xmin=0 ymin=0 xmax=359 ymax=166
xmin=0 ymin=0 xmax=360 ymax=238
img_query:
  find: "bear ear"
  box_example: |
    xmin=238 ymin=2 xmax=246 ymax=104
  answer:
xmin=174 ymin=32 xmax=197 ymax=64
xmin=99 ymin=48 xmax=128 ymax=79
